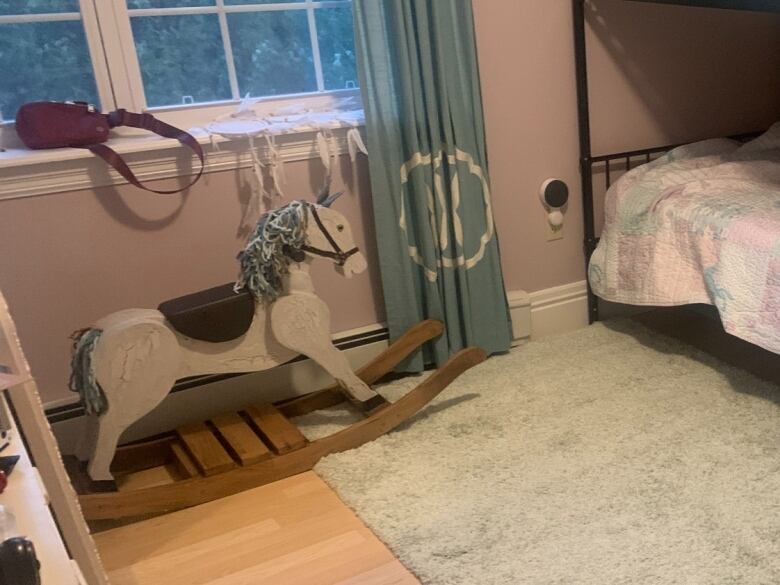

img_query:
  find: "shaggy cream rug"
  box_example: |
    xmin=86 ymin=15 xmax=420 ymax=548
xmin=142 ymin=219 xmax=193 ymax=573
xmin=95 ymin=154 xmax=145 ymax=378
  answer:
xmin=297 ymin=321 xmax=780 ymax=585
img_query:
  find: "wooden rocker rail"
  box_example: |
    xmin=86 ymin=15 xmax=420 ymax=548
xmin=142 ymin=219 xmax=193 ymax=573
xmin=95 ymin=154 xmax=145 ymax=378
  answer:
xmin=275 ymin=319 xmax=445 ymax=417
xmin=79 ymin=345 xmax=485 ymax=520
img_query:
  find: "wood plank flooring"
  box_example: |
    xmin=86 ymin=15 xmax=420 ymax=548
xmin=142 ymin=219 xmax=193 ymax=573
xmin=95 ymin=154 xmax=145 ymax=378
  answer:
xmin=94 ymin=471 xmax=419 ymax=585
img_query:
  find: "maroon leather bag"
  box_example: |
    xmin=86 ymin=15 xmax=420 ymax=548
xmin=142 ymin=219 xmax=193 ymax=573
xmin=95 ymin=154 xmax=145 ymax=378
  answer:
xmin=15 ymin=101 xmax=204 ymax=194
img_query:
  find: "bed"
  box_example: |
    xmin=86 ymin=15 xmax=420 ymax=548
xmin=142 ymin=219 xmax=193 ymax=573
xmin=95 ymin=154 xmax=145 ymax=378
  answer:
xmin=571 ymin=0 xmax=780 ymax=354
xmin=588 ymin=125 xmax=780 ymax=354
xmin=628 ymin=0 xmax=780 ymax=12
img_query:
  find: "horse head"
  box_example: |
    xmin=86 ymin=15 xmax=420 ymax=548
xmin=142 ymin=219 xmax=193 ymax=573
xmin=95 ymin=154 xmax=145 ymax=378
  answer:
xmin=306 ymin=189 xmax=367 ymax=279
xmin=237 ymin=189 xmax=367 ymax=302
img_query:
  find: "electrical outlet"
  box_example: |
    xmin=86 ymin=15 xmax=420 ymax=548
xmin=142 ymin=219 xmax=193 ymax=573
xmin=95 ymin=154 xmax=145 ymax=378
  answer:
xmin=546 ymin=220 xmax=564 ymax=241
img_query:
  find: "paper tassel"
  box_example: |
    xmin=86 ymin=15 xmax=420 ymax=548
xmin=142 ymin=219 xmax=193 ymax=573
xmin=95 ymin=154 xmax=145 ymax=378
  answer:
xmin=316 ymin=131 xmax=331 ymax=175
xmin=235 ymin=93 xmax=256 ymax=117
xmin=346 ymin=128 xmax=368 ymax=162
xmin=209 ymin=132 xmax=221 ymax=152
xmin=241 ymin=135 xmax=266 ymax=230
xmin=264 ymin=134 xmax=286 ymax=199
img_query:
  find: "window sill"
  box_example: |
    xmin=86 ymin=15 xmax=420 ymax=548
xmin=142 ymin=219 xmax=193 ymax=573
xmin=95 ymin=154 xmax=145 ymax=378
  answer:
xmin=0 ymin=123 xmax=362 ymax=201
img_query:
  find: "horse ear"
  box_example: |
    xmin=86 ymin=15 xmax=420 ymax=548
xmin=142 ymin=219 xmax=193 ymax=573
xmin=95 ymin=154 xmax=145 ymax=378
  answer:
xmin=320 ymin=191 xmax=343 ymax=208
xmin=315 ymin=183 xmax=330 ymax=206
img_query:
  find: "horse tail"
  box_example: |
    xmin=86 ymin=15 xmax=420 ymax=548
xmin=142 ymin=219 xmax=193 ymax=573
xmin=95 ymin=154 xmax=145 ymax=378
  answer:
xmin=69 ymin=328 xmax=107 ymax=416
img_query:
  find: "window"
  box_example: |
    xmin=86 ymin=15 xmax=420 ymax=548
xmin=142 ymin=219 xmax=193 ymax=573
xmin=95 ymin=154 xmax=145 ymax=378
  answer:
xmin=0 ymin=0 xmax=358 ymax=126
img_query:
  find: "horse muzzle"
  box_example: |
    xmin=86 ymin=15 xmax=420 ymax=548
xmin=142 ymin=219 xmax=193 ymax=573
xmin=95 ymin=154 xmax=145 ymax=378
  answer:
xmin=340 ymin=250 xmax=367 ymax=278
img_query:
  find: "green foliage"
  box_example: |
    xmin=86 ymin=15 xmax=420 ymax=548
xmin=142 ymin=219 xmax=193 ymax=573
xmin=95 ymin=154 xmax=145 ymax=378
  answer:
xmin=0 ymin=1 xmax=79 ymax=16
xmin=316 ymin=7 xmax=358 ymax=90
xmin=229 ymin=10 xmax=316 ymax=97
xmin=0 ymin=20 xmax=98 ymax=120
xmin=132 ymin=14 xmax=232 ymax=106
xmin=127 ymin=1 xmax=213 ymax=7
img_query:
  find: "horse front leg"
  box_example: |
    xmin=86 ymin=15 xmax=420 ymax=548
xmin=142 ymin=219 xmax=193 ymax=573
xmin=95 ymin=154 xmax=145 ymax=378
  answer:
xmin=271 ymin=295 xmax=386 ymax=412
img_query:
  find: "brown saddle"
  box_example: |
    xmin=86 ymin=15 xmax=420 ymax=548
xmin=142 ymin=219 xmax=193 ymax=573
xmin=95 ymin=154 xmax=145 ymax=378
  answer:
xmin=158 ymin=283 xmax=254 ymax=343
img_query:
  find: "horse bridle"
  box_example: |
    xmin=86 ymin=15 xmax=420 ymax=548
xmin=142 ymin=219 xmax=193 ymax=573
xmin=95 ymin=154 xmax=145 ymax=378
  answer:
xmin=298 ymin=204 xmax=359 ymax=267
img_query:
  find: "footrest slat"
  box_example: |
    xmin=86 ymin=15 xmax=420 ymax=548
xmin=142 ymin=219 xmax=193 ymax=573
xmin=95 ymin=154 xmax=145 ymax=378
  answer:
xmin=170 ymin=442 xmax=199 ymax=478
xmin=211 ymin=412 xmax=272 ymax=466
xmin=246 ymin=404 xmax=308 ymax=454
xmin=176 ymin=422 xmax=237 ymax=476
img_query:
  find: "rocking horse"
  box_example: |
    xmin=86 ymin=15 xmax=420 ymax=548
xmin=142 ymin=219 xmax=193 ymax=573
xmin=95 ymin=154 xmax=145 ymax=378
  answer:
xmin=68 ymin=189 xmax=485 ymax=520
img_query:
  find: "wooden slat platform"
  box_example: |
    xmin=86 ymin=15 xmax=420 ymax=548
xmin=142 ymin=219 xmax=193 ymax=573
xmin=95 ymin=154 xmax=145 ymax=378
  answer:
xmin=171 ymin=404 xmax=309 ymax=479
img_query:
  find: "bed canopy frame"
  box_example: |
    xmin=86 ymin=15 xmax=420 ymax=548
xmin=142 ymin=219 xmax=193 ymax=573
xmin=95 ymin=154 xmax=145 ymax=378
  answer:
xmin=572 ymin=0 xmax=780 ymax=323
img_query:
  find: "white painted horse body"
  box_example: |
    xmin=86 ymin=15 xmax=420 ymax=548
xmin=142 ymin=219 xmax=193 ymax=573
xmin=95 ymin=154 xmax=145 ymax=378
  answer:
xmin=77 ymin=199 xmax=378 ymax=481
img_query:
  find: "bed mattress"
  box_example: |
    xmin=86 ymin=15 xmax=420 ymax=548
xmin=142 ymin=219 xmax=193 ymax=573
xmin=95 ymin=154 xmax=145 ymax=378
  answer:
xmin=589 ymin=123 xmax=780 ymax=354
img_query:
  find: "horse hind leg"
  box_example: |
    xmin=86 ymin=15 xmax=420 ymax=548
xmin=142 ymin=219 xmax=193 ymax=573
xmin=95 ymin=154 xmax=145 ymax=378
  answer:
xmin=75 ymin=414 xmax=99 ymax=463
xmin=86 ymin=414 xmax=126 ymax=483
xmin=85 ymin=319 xmax=180 ymax=481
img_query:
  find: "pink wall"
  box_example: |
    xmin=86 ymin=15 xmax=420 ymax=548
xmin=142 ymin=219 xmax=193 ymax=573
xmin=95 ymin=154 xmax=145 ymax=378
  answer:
xmin=473 ymin=0 xmax=780 ymax=293
xmin=4 ymin=0 xmax=780 ymax=405
xmin=0 ymin=157 xmax=384 ymax=404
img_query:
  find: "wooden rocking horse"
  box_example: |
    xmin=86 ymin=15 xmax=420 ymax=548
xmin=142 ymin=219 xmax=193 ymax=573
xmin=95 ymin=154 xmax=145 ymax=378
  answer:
xmin=68 ymin=189 xmax=485 ymax=520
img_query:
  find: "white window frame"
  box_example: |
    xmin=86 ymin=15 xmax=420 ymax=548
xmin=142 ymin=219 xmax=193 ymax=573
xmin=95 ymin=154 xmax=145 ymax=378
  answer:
xmin=0 ymin=0 xmax=360 ymax=144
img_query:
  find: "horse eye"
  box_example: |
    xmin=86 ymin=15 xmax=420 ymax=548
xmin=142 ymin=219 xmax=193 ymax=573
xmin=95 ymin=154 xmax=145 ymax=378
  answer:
xmin=337 ymin=224 xmax=344 ymax=232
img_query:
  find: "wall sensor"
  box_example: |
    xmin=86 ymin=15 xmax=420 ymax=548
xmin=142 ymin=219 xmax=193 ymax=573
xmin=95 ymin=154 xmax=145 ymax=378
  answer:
xmin=539 ymin=179 xmax=569 ymax=228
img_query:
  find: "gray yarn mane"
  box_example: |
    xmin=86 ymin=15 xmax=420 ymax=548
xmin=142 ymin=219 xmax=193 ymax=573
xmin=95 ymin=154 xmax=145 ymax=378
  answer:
xmin=236 ymin=200 xmax=309 ymax=302
xmin=69 ymin=328 xmax=107 ymax=416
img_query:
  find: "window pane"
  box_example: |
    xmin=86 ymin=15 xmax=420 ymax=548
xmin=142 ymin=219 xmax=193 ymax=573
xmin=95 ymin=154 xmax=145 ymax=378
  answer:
xmin=131 ymin=14 xmax=231 ymax=107
xmin=0 ymin=21 xmax=99 ymax=120
xmin=126 ymin=1 xmax=214 ymax=8
xmin=316 ymin=7 xmax=358 ymax=91
xmin=0 ymin=1 xmax=79 ymax=15
xmin=228 ymin=11 xmax=316 ymax=98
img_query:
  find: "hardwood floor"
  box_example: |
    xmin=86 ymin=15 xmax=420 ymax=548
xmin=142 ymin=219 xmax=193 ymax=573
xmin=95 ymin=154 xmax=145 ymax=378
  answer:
xmin=94 ymin=471 xmax=419 ymax=585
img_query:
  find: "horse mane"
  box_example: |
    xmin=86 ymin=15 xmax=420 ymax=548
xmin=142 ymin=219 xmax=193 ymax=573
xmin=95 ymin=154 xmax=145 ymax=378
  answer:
xmin=236 ymin=200 xmax=310 ymax=302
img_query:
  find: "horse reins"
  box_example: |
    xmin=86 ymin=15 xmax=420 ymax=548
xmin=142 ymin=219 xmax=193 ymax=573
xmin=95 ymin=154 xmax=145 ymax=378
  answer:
xmin=300 ymin=204 xmax=359 ymax=266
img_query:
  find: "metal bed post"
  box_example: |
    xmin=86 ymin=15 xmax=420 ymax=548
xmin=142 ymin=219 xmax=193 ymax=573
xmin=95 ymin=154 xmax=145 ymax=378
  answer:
xmin=572 ymin=0 xmax=599 ymax=324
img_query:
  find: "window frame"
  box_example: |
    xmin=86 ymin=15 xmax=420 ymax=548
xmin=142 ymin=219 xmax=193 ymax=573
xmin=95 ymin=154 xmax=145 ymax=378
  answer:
xmin=0 ymin=0 xmax=359 ymax=145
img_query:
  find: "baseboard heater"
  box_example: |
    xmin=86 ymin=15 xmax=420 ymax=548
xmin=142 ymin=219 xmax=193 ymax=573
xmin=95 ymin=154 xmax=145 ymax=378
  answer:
xmin=46 ymin=326 xmax=389 ymax=425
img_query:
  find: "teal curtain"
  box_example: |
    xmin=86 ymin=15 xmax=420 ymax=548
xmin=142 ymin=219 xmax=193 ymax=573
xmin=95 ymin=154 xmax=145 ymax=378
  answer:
xmin=353 ymin=0 xmax=512 ymax=369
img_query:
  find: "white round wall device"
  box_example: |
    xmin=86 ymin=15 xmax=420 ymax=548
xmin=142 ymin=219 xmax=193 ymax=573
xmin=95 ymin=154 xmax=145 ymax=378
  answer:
xmin=539 ymin=178 xmax=569 ymax=210
xmin=539 ymin=179 xmax=569 ymax=228
xmin=547 ymin=209 xmax=564 ymax=227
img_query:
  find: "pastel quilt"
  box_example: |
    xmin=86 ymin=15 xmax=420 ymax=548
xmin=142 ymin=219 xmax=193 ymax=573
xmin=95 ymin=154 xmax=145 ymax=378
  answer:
xmin=590 ymin=123 xmax=780 ymax=354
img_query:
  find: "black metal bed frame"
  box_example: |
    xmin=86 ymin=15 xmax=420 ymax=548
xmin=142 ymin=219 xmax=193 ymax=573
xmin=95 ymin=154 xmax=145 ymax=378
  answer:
xmin=571 ymin=0 xmax=768 ymax=324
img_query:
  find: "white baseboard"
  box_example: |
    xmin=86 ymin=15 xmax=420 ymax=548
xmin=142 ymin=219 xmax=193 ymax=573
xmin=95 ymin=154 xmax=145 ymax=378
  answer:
xmin=51 ymin=324 xmax=388 ymax=455
xmin=508 ymin=280 xmax=589 ymax=343
xmin=506 ymin=290 xmax=531 ymax=345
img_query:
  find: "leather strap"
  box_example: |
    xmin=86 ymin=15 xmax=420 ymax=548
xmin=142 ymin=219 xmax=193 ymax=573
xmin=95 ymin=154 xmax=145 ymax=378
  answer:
xmin=301 ymin=205 xmax=359 ymax=266
xmin=84 ymin=109 xmax=204 ymax=195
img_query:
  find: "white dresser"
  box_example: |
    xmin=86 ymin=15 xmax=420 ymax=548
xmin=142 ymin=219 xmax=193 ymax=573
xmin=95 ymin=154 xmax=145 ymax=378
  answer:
xmin=0 ymin=287 xmax=107 ymax=585
xmin=0 ymin=393 xmax=86 ymax=585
